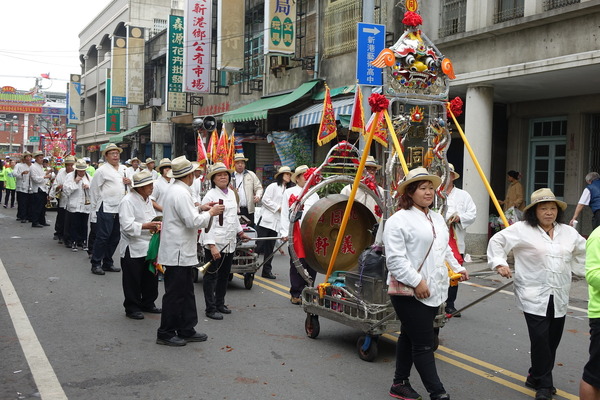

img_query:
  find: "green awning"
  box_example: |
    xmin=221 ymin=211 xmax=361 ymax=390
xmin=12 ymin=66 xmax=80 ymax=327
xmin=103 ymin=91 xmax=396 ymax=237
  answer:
xmin=100 ymin=142 xmax=109 ymax=152
xmin=109 ymin=124 xmax=150 ymax=143
xmin=222 ymin=80 xmax=320 ymax=123
xmin=313 ymin=84 xmax=356 ymax=100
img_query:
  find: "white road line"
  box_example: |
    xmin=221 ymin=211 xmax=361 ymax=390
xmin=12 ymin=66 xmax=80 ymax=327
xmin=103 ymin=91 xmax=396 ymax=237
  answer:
xmin=0 ymin=258 xmax=67 ymax=399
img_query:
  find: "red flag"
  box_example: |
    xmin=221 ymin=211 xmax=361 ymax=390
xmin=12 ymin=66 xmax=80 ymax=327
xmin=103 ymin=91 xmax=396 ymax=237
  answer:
xmin=206 ymin=130 xmax=218 ymax=162
xmin=448 ymin=225 xmax=464 ymax=265
xmin=349 ymin=85 xmax=365 ymax=135
xmin=365 ymin=112 xmax=389 ymax=147
xmin=41 ymin=73 xmax=50 ymax=79
xmin=226 ymin=130 xmax=236 ymax=168
xmin=197 ymin=133 xmax=208 ymax=165
xmin=317 ymin=84 xmax=337 ymax=146
xmin=214 ymin=129 xmax=229 ymax=164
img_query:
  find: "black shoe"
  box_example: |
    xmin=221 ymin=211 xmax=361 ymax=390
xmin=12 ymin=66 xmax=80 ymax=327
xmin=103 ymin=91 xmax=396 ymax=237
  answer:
xmin=53 ymin=234 xmax=58 ymax=240
xmin=525 ymin=376 xmax=557 ymax=394
xmin=82 ymin=242 xmax=88 ymax=251
xmin=71 ymin=243 xmax=78 ymax=252
xmin=217 ymin=306 xmax=232 ymax=314
xmin=389 ymin=380 xmax=422 ymax=400
xmin=535 ymin=388 xmax=553 ymax=400
xmin=16 ymin=218 xmax=21 ymax=221
xmin=431 ymin=394 xmax=450 ymax=400
xmin=262 ymin=272 xmax=276 ymax=279
xmin=31 ymin=224 xmax=43 ymax=228
xmin=102 ymin=265 xmax=121 ymax=272
xmin=21 ymin=220 xmax=27 ymax=223
xmin=42 ymin=223 xmax=50 ymax=226
xmin=206 ymin=311 xmax=223 ymax=320
xmin=58 ymin=238 xmax=63 ymax=244
xmin=91 ymin=266 xmax=105 ymax=275
xmin=182 ymin=332 xmax=208 ymax=342
xmin=141 ymin=306 xmax=162 ymax=314
xmin=156 ymin=336 xmax=187 ymax=347
xmin=445 ymin=306 xmax=461 ymax=318
xmin=126 ymin=311 xmax=144 ymax=320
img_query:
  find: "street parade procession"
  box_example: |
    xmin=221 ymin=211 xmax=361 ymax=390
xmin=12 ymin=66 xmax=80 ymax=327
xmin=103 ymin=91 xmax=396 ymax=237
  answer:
xmin=2 ymin=0 xmax=600 ymax=399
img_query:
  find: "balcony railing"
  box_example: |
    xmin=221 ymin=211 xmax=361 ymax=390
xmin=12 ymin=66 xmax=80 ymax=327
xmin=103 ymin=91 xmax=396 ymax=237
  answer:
xmin=543 ymin=0 xmax=580 ymax=11
xmin=438 ymin=0 xmax=467 ymax=37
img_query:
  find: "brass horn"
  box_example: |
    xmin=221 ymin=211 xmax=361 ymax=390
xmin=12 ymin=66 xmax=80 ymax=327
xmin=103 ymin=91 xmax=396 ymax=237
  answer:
xmin=196 ymin=260 xmax=212 ymax=275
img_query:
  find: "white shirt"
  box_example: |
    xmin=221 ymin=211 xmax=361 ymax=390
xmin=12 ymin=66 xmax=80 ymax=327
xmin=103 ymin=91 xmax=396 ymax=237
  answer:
xmin=89 ymin=163 xmax=128 ymax=213
xmin=62 ymin=171 xmax=92 ymax=214
xmin=29 ymin=162 xmax=48 ymax=193
xmin=340 ymin=184 xmax=384 ymax=217
xmin=578 ymin=188 xmax=591 ymax=206
xmin=201 ymin=187 xmax=242 ymax=253
xmin=383 ymin=207 xmax=465 ymax=307
xmin=151 ymin=175 xmax=172 ymax=208
xmin=487 ymin=221 xmax=586 ymax=317
xmin=279 ymin=185 xmax=319 ymax=238
xmin=118 ymin=189 xmax=156 ymax=258
xmin=50 ymin=168 xmax=70 ymax=208
xmin=259 ymin=182 xmax=287 ymax=232
xmin=157 ymin=179 xmax=212 ymax=266
xmin=191 ymin=176 xmax=203 ymax=205
xmin=445 ymin=186 xmax=477 ymax=253
xmin=14 ymin=162 xmax=31 ymax=193
xmin=233 ymin=171 xmax=248 ymax=207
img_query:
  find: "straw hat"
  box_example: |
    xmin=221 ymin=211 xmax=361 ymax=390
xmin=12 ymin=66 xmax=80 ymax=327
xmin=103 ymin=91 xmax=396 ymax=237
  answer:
xmin=130 ymin=157 xmax=140 ymax=163
xmin=291 ymin=165 xmax=309 ymax=183
xmin=233 ymin=153 xmax=248 ymax=162
xmin=102 ymin=143 xmax=123 ymax=157
xmin=139 ymin=162 xmax=147 ymax=170
xmin=155 ymin=158 xmax=172 ymax=172
xmin=523 ymin=188 xmax=567 ymax=212
xmin=275 ymin=166 xmax=292 ymax=178
xmin=448 ymin=163 xmax=460 ymax=180
xmin=206 ymin=162 xmax=234 ymax=180
xmin=145 ymin=157 xmax=155 ymax=165
xmin=83 ymin=157 xmax=91 ymax=163
xmin=365 ymin=156 xmax=382 ymax=170
xmin=74 ymin=159 xmax=88 ymax=171
xmin=22 ymin=151 xmax=32 ymax=158
xmin=132 ymin=170 xmax=155 ymax=188
xmin=166 ymin=156 xmax=196 ymax=179
xmin=32 ymin=151 xmax=44 ymax=158
xmin=397 ymin=167 xmax=442 ymax=195
xmin=64 ymin=155 xmax=77 ymax=164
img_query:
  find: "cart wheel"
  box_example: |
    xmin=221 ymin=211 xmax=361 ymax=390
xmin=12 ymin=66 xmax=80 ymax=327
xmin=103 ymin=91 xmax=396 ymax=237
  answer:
xmin=192 ymin=267 xmax=199 ymax=283
xmin=305 ymin=314 xmax=320 ymax=339
xmin=433 ymin=328 xmax=440 ymax=351
xmin=228 ymin=273 xmax=234 ymax=281
xmin=244 ymin=273 xmax=254 ymax=290
xmin=357 ymin=335 xmax=378 ymax=362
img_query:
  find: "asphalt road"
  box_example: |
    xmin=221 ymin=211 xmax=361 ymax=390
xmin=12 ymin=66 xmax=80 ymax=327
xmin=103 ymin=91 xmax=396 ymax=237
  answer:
xmin=0 ymin=206 xmax=592 ymax=400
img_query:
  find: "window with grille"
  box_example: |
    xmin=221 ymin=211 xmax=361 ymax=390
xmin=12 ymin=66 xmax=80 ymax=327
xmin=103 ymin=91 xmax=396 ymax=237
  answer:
xmin=323 ymin=0 xmax=362 ymax=57
xmin=151 ymin=18 xmax=168 ymax=38
xmin=589 ymin=114 xmax=600 ymax=174
xmin=439 ymin=0 xmax=467 ymax=37
xmin=543 ymin=0 xmax=580 ymax=11
xmin=528 ymin=118 xmax=567 ymax=197
xmin=495 ymin=0 xmax=524 ymax=23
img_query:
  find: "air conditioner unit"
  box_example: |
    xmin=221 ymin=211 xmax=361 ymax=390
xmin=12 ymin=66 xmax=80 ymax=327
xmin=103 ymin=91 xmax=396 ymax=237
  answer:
xmin=149 ymin=98 xmax=162 ymax=107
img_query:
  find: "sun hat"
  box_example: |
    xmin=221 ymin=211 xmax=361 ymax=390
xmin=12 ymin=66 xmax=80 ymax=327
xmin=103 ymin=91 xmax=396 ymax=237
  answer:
xmin=83 ymin=157 xmax=91 ymax=163
xmin=291 ymin=165 xmax=309 ymax=183
xmin=397 ymin=167 xmax=442 ymax=195
xmin=523 ymin=188 xmax=567 ymax=212
xmin=132 ymin=170 xmax=155 ymax=188
xmin=139 ymin=162 xmax=147 ymax=170
xmin=102 ymin=143 xmax=123 ymax=157
xmin=64 ymin=155 xmax=77 ymax=164
xmin=22 ymin=151 xmax=32 ymax=157
xmin=155 ymin=158 xmax=172 ymax=172
xmin=206 ymin=162 xmax=234 ymax=180
xmin=145 ymin=157 xmax=155 ymax=164
xmin=75 ymin=159 xmax=88 ymax=171
xmin=166 ymin=156 xmax=197 ymax=179
xmin=448 ymin=163 xmax=460 ymax=180
xmin=274 ymin=166 xmax=292 ymax=178
xmin=365 ymin=156 xmax=382 ymax=170
xmin=234 ymin=153 xmax=248 ymax=162
xmin=32 ymin=151 xmax=44 ymax=158
xmin=130 ymin=157 xmax=140 ymax=163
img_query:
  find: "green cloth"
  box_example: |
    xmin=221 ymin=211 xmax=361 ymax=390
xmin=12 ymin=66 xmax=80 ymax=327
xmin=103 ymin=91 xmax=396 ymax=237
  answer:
xmin=586 ymin=227 xmax=600 ymax=318
xmin=86 ymin=165 xmax=96 ymax=177
xmin=0 ymin=166 xmax=5 ymax=182
xmin=3 ymin=167 xmax=16 ymax=190
xmin=146 ymin=232 xmax=161 ymax=274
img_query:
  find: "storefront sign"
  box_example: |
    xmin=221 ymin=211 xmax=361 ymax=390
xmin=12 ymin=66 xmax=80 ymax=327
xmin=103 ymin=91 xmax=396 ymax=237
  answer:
xmin=110 ymin=36 xmax=127 ymax=107
xmin=127 ymin=27 xmax=145 ymax=104
xmin=183 ymin=0 xmax=213 ymax=93
xmin=166 ymin=15 xmax=188 ymax=112
xmin=264 ymin=0 xmax=296 ymax=54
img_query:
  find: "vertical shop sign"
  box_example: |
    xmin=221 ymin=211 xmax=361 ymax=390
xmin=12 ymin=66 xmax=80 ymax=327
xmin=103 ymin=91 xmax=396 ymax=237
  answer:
xmin=264 ymin=0 xmax=296 ymax=54
xmin=166 ymin=15 xmax=188 ymax=111
xmin=127 ymin=26 xmax=145 ymax=104
xmin=110 ymin=36 xmax=127 ymax=107
xmin=67 ymin=74 xmax=81 ymax=125
xmin=217 ymin=0 xmax=245 ymax=71
xmin=105 ymin=70 xmax=121 ymax=134
xmin=183 ymin=0 xmax=212 ymax=93
xmin=356 ymin=22 xmax=385 ymax=86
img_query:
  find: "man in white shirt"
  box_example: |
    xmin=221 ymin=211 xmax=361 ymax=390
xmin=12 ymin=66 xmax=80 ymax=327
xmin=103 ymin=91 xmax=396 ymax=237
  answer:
xmin=29 ymin=151 xmax=52 ymax=227
xmin=89 ymin=143 xmax=131 ymax=275
xmin=151 ymin=158 xmax=172 ymax=214
xmin=50 ymin=155 xmax=76 ymax=243
xmin=570 ymin=172 xmax=600 ymax=229
xmin=14 ymin=151 xmax=33 ymax=223
xmin=231 ymin=153 xmax=263 ymax=226
xmin=118 ymin=170 xmax=162 ymax=320
xmin=145 ymin=157 xmax=159 ymax=180
xmin=444 ymin=163 xmax=477 ymax=316
xmin=156 ymin=156 xmax=224 ymax=346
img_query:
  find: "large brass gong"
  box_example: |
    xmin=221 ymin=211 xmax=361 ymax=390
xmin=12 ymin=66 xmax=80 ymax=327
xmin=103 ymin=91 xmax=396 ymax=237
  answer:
xmin=301 ymin=194 xmax=376 ymax=274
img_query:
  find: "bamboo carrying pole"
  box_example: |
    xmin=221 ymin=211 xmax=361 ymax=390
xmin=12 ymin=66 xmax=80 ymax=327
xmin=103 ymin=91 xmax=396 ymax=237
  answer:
xmin=446 ymin=105 xmax=509 ymax=228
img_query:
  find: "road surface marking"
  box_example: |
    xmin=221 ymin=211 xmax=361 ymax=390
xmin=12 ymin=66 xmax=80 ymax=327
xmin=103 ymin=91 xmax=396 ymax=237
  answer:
xmin=0 ymin=258 xmax=67 ymax=400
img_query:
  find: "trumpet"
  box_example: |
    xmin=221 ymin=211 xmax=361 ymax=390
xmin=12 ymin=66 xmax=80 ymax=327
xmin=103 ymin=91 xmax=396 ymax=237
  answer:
xmin=196 ymin=260 xmax=212 ymax=275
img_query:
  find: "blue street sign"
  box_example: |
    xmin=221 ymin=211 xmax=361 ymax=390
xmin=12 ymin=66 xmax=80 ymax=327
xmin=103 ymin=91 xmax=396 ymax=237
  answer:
xmin=356 ymin=22 xmax=386 ymax=86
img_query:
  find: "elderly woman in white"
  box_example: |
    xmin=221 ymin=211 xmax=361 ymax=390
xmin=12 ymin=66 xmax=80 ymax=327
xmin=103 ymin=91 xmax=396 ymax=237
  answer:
xmin=63 ymin=159 xmax=93 ymax=252
xmin=488 ymin=188 xmax=586 ymax=400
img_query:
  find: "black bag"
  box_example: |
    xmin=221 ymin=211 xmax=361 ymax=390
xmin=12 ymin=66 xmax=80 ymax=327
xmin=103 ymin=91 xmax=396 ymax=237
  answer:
xmin=357 ymin=244 xmax=385 ymax=280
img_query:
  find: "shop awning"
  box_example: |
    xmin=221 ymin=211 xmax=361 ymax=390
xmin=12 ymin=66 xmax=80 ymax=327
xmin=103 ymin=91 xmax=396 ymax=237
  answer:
xmin=100 ymin=142 xmax=109 ymax=152
xmin=109 ymin=124 xmax=150 ymax=143
xmin=222 ymin=80 xmax=320 ymax=123
xmin=312 ymin=84 xmax=356 ymax=100
xmin=289 ymin=97 xmax=355 ymax=129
